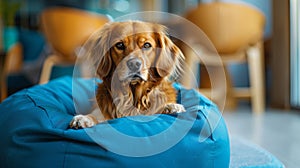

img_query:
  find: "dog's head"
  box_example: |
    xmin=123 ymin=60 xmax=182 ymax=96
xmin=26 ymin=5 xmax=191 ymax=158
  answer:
xmin=88 ymin=21 xmax=184 ymax=86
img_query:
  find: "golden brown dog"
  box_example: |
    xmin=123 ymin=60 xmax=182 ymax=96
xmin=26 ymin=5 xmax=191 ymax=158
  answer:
xmin=70 ymin=21 xmax=185 ymax=129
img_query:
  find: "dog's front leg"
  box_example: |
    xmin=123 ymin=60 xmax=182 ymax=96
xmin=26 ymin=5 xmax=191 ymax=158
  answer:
xmin=69 ymin=108 xmax=105 ymax=129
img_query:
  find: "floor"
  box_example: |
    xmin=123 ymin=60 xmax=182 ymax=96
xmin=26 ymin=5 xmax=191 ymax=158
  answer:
xmin=223 ymin=104 xmax=300 ymax=168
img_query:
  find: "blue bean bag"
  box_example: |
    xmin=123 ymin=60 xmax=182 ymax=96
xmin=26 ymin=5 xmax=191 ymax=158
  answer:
xmin=0 ymin=76 xmax=230 ymax=168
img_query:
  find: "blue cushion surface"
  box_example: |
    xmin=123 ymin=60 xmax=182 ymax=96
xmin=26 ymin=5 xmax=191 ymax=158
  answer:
xmin=0 ymin=77 xmax=230 ymax=168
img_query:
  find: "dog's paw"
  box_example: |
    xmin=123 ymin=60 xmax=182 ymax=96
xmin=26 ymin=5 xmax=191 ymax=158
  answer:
xmin=69 ymin=115 xmax=98 ymax=129
xmin=163 ymin=103 xmax=186 ymax=114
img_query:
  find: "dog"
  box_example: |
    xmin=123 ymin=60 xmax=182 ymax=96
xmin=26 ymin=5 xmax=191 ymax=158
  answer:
xmin=70 ymin=21 xmax=185 ymax=129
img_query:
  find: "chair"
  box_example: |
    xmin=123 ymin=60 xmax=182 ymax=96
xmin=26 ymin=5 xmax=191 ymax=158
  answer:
xmin=182 ymin=2 xmax=266 ymax=113
xmin=39 ymin=7 xmax=110 ymax=84
xmin=0 ymin=28 xmax=47 ymax=102
xmin=0 ymin=43 xmax=23 ymax=101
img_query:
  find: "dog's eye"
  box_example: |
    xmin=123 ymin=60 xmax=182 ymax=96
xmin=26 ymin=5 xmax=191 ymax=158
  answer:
xmin=115 ymin=42 xmax=126 ymax=50
xmin=143 ymin=42 xmax=152 ymax=49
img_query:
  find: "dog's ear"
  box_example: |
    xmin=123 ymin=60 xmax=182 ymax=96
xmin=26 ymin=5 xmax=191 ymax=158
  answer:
xmin=96 ymin=36 xmax=113 ymax=79
xmin=155 ymin=27 xmax=184 ymax=78
xmin=87 ymin=23 xmax=113 ymax=79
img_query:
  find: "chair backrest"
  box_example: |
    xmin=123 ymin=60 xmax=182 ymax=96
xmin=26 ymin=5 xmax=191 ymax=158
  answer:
xmin=40 ymin=7 xmax=110 ymax=58
xmin=185 ymin=2 xmax=265 ymax=54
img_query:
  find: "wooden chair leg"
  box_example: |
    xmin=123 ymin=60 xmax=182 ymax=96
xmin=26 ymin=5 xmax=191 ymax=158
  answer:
xmin=208 ymin=65 xmax=237 ymax=111
xmin=181 ymin=45 xmax=236 ymax=111
xmin=247 ymin=42 xmax=265 ymax=114
xmin=180 ymin=46 xmax=199 ymax=89
xmin=39 ymin=55 xmax=59 ymax=84
xmin=1 ymin=43 xmax=23 ymax=101
xmin=223 ymin=66 xmax=237 ymax=110
xmin=0 ymin=54 xmax=7 ymax=102
xmin=0 ymin=77 xmax=7 ymax=102
xmin=39 ymin=55 xmax=76 ymax=84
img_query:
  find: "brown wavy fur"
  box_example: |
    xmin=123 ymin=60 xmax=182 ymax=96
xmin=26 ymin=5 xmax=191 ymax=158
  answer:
xmin=90 ymin=21 xmax=184 ymax=120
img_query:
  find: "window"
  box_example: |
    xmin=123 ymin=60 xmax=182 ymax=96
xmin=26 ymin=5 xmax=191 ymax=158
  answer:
xmin=290 ymin=0 xmax=300 ymax=108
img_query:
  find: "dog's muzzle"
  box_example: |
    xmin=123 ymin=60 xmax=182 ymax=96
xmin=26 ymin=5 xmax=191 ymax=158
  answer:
xmin=127 ymin=58 xmax=142 ymax=72
xmin=127 ymin=58 xmax=142 ymax=80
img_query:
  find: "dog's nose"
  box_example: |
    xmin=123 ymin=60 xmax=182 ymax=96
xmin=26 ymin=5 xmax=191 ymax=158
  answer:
xmin=127 ymin=58 xmax=142 ymax=72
